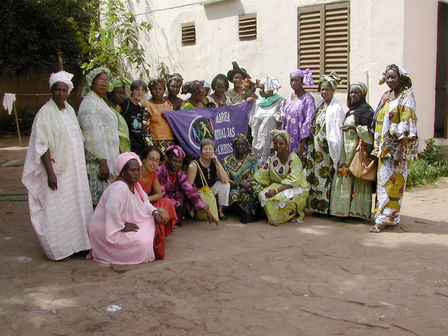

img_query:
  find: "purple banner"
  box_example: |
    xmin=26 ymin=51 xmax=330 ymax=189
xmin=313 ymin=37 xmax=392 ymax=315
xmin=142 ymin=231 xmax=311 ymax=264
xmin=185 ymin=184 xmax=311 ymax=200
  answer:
xmin=164 ymin=102 xmax=252 ymax=160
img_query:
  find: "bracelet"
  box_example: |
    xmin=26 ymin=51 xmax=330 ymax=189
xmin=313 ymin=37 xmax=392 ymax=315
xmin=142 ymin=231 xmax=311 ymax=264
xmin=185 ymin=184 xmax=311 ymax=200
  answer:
xmin=152 ymin=210 xmax=160 ymax=216
xmin=275 ymin=188 xmax=279 ymax=194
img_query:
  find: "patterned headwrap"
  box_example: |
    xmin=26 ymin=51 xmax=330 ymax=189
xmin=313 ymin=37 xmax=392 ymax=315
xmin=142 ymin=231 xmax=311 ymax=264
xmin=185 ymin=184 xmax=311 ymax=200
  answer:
xmin=82 ymin=67 xmax=111 ymax=96
xmin=115 ymin=152 xmax=142 ymax=174
xmin=379 ymin=64 xmax=412 ymax=89
xmin=350 ymin=82 xmax=368 ymax=96
xmin=227 ymin=61 xmax=251 ymax=82
xmin=49 ymin=71 xmax=74 ymax=94
xmin=289 ymin=68 xmax=314 ymax=86
xmin=181 ymin=80 xmax=204 ymax=95
xmin=165 ymin=73 xmax=183 ymax=85
xmin=165 ymin=145 xmax=185 ymax=159
xmin=318 ymin=71 xmax=341 ymax=91
xmin=107 ymin=77 xmax=131 ymax=93
xmin=148 ymin=78 xmax=166 ymax=91
xmin=232 ymin=134 xmax=250 ymax=148
xmin=270 ymin=129 xmax=291 ymax=146
xmin=259 ymin=75 xmax=281 ymax=92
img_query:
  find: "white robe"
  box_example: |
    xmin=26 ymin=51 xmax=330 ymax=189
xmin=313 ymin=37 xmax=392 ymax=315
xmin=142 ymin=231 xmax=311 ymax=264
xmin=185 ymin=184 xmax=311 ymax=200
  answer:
xmin=22 ymin=100 xmax=93 ymax=260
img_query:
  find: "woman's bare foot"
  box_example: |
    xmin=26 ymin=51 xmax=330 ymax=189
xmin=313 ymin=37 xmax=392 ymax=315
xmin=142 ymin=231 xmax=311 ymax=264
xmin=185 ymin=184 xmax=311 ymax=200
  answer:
xmin=370 ymin=223 xmax=386 ymax=233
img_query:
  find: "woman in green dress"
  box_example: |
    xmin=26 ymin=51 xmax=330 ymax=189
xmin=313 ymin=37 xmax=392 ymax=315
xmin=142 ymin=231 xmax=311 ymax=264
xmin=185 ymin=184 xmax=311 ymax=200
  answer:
xmin=329 ymin=82 xmax=374 ymax=219
xmin=222 ymin=134 xmax=260 ymax=222
xmin=304 ymin=72 xmax=345 ymax=215
xmin=255 ymin=130 xmax=309 ymax=225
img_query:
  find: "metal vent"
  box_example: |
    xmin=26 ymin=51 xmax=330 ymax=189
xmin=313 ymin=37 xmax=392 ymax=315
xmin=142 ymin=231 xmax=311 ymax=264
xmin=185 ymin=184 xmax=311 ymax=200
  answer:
xmin=182 ymin=23 xmax=196 ymax=45
xmin=239 ymin=14 xmax=257 ymax=40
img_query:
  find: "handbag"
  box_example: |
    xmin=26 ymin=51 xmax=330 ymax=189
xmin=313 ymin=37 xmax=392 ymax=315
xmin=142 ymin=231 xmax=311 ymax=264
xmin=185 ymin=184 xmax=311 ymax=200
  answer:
xmin=193 ymin=161 xmax=219 ymax=221
xmin=235 ymin=191 xmax=260 ymax=223
xmin=349 ymin=139 xmax=377 ymax=181
xmin=153 ymin=223 xmax=165 ymax=259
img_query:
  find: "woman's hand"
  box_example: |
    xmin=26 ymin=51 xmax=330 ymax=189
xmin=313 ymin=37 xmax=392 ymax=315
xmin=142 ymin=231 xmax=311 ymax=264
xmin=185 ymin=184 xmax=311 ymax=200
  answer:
xmin=122 ymin=222 xmax=139 ymax=232
xmin=47 ymin=172 xmax=58 ymax=190
xmin=211 ymin=153 xmax=219 ymax=162
xmin=205 ymin=207 xmax=219 ymax=226
xmin=154 ymin=212 xmax=163 ymax=225
xmin=341 ymin=124 xmax=355 ymax=132
xmin=99 ymin=159 xmax=110 ymax=181
xmin=394 ymin=150 xmax=404 ymax=164
xmin=264 ymin=189 xmax=277 ymax=198
xmin=296 ymin=143 xmax=305 ymax=158
xmin=158 ymin=207 xmax=170 ymax=223
xmin=238 ymin=180 xmax=251 ymax=191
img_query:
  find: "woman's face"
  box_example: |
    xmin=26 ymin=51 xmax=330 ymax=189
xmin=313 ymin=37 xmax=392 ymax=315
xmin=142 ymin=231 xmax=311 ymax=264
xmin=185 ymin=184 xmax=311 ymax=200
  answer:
xmin=92 ymin=73 xmax=109 ymax=96
xmin=150 ymin=83 xmax=165 ymax=101
xmin=232 ymin=73 xmax=244 ymax=88
xmin=320 ymin=85 xmax=334 ymax=101
xmin=233 ymin=139 xmax=248 ymax=156
xmin=143 ymin=150 xmax=161 ymax=172
xmin=349 ymin=86 xmax=363 ymax=105
xmin=192 ymin=87 xmax=206 ymax=102
xmin=214 ymin=80 xmax=227 ymax=96
xmin=290 ymin=76 xmax=303 ymax=91
xmin=273 ymin=135 xmax=288 ymax=154
xmin=132 ymin=85 xmax=147 ymax=102
xmin=167 ymin=155 xmax=183 ymax=173
xmin=386 ymin=69 xmax=401 ymax=91
xmin=201 ymin=144 xmax=215 ymax=159
xmin=51 ymin=82 xmax=69 ymax=106
xmin=111 ymin=87 xmax=126 ymax=105
xmin=121 ymin=159 xmax=141 ymax=184
xmin=168 ymin=80 xmax=181 ymax=97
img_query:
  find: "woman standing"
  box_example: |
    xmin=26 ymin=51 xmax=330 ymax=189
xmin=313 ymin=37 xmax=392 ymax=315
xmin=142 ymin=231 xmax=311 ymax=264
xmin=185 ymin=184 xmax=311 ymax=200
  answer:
xmin=106 ymin=77 xmax=131 ymax=153
xmin=304 ymin=72 xmax=345 ymax=215
xmin=281 ymin=69 xmax=316 ymax=158
xmin=122 ymin=80 xmax=151 ymax=154
xmin=143 ymin=78 xmax=175 ymax=154
xmin=88 ymin=152 xmax=162 ymax=265
xmin=139 ymin=146 xmax=178 ymax=236
xmin=254 ymin=130 xmax=309 ymax=225
xmin=226 ymin=61 xmax=251 ymax=104
xmin=187 ymin=139 xmax=230 ymax=220
xmin=250 ymin=75 xmax=284 ymax=164
xmin=222 ymin=134 xmax=260 ymax=222
xmin=164 ymin=73 xmax=184 ymax=110
xmin=78 ymin=67 xmax=120 ymax=206
xmin=209 ymin=74 xmax=231 ymax=107
xmin=370 ymin=65 xmax=417 ymax=233
xmin=22 ymin=71 xmax=92 ymax=260
xmin=330 ymin=82 xmax=374 ymax=219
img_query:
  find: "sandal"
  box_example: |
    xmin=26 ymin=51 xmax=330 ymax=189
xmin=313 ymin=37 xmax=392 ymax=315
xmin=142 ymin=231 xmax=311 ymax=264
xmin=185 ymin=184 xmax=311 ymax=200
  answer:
xmin=370 ymin=224 xmax=386 ymax=233
xmin=219 ymin=211 xmax=227 ymax=221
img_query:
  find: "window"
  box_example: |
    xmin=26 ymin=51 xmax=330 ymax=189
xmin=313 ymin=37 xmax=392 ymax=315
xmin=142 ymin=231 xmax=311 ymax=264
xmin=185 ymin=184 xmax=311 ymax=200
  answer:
xmin=298 ymin=2 xmax=349 ymax=90
xmin=182 ymin=22 xmax=196 ymax=45
xmin=239 ymin=14 xmax=257 ymax=40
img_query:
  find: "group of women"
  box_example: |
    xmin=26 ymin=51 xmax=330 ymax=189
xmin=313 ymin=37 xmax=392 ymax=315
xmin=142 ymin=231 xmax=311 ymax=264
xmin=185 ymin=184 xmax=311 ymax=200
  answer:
xmin=22 ymin=61 xmax=417 ymax=266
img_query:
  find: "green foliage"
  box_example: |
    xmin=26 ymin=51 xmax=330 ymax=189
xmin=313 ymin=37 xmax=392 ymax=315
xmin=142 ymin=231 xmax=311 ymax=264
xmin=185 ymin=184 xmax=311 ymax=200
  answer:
xmin=82 ymin=0 xmax=151 ymax=78
xmin=407 ymin=139 xmax=448 ymax=187
xmin=0 ymin=0 xmax=98 ymax=75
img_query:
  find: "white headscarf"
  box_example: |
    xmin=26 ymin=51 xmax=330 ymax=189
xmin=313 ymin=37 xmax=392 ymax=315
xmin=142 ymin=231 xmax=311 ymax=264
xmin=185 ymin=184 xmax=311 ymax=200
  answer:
xmin=49 ymin=71 xmax=74 ymax=94
xmin=259 ymin=75 xmax=281 ymax=92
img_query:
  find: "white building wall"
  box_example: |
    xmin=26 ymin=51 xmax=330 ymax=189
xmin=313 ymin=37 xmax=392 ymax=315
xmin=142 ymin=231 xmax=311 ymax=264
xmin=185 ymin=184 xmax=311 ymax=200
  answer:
xmin=130 ymin=0 xmax=441 ymax=147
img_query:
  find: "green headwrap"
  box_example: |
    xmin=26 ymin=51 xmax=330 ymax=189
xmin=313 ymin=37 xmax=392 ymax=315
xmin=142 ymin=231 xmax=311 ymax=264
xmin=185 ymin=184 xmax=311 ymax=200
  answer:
xmin=318 ymin=71 xmax=341 ymax=91
xmin=270 ymin=129 xmax=290 ymax=146
xmin=350 ymin=82 xmax=368 ymax=96
xmin=82 ymin=67 xmax=111 ymax=96
xmin=107 ymin=77 xmax=131 ymax=93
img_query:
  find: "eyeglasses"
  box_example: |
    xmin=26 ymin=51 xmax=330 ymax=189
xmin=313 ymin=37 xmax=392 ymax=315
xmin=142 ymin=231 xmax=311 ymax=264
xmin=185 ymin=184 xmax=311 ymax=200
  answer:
xmin=146 ymin=157 xmax=160 ymax=163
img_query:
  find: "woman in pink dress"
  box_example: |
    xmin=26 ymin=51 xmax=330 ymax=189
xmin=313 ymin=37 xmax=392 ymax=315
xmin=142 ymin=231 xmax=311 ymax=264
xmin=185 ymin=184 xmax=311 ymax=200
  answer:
xmin=88 ymin=152 xmax=163 ymax=265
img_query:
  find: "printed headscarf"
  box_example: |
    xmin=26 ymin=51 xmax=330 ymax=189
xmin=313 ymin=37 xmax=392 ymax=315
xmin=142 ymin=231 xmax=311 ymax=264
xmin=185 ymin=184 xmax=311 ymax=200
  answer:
xmin=49 ymin=71 xmax=74 ymax=94
xmin=346 ymin=82 xmax=373 ymax=127
xmin=107 ymin=77 xmax=131 ymax=93
xmin=82 ymin=67 xmax=111 ymax=96
xmin=270 ymin=129 xmax=291 ymax=146
xmin=165 ymin=145 xmax=186 ymax=159
xmin=232 ymin=134 xmax=250 ymax=148
xmin=227 ymin=61 xmax=251 ymax=82
xmin=318 ymin=71 xmax=341 ymax=91
xmin=115 ymin=152 xmax=142 ymax=174
xmin=165 ymin=73 xmax=183 ymax=85
xmin=350 ymin=82 xmax=368 ymax=96
xmin=379 ymin=64 xmax=412 ymax=89
xmin=259 ymin=75 xmax=281 ymax=92
xmin=181 ymin=80 xmax=204 ymax=95
xmin=289 ymin=68 xmax=314 ymax=86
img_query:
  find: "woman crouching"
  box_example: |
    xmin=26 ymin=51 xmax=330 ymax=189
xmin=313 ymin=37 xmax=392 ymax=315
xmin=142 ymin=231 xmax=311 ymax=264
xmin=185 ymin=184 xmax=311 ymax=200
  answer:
xmin=88 ymin=152 xmax=163 ymax=266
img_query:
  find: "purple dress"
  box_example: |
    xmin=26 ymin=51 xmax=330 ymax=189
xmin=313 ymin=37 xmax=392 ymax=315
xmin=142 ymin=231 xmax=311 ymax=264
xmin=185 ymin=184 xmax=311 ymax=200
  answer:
xmin=156 ymin=163 xmax=206 ymax=225
xmin=281 ymin=92 xmax=316 ymax=153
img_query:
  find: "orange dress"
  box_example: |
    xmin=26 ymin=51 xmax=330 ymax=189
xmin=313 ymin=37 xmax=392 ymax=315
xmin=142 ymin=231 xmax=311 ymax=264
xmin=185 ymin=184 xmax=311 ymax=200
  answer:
xmin=139 ymin=171 xmax=178 ymax=236
xmin=143 ymin=101 xmax=175 ymax=154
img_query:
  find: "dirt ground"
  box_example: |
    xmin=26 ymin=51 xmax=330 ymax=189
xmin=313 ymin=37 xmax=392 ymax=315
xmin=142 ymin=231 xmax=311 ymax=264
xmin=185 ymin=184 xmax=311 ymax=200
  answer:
xmin=1 ymin=135 xmax=448 ymax=336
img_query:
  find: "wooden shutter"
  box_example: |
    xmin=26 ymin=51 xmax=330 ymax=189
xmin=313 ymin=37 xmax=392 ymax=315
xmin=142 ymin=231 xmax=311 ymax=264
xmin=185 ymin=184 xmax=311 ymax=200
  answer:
xmin=182 ymin=23 xmax=196 ymax=45
xmin=298 ymin=2 xmax=349 ymax=90
xmin=239 ymin=14 xmax=257 ymax=40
